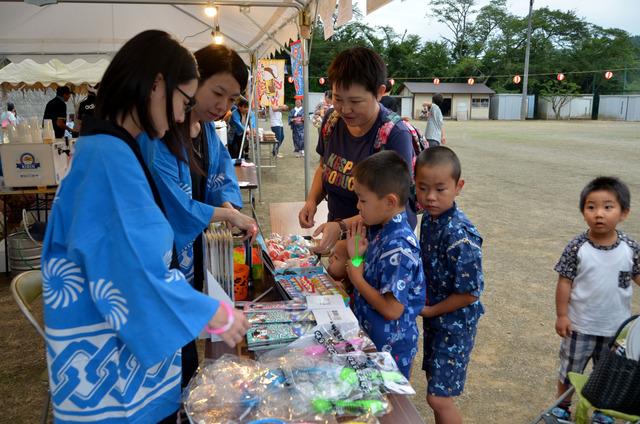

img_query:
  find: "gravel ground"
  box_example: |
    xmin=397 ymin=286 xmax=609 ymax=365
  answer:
xmin=1 ymin=119 xmax=638 ymax=424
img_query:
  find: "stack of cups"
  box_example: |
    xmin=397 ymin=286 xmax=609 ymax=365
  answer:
xmin=29 ymin=117 xmax=43 ymax=143
xmin=43 ymin=119 xmax=55 ymax=144
xmin=17 ymin=122 xmax=33 ymax=143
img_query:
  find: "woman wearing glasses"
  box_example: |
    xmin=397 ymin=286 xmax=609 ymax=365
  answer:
xmin=136 ymin=44 xmax=257 ymax=385
xmin=41 ymin=30 xmax=249 ymax=424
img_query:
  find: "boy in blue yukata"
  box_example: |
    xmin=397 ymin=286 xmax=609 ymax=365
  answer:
xmin=344 ymin=150 xmax=426 ymax=378
xmin=415 ymin=146 xmax=484 ymax=424
xmin=551 ymin=176 xmax=639 ymax=424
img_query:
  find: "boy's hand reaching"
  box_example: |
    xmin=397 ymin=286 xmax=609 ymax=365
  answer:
xmin=555 ymin=315 xmax=572 ymax=338
xmin=346 ymin=221 xmax=368 ymax=259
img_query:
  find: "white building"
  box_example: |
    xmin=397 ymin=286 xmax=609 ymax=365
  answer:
xmin=398 ymin=82 xmax=495 ymax=120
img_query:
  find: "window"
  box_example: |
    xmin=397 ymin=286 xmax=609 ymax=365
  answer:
xmin=472 ymin=98 xmax=489 ymax=108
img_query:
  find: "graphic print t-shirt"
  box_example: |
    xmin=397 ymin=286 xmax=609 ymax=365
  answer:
xmin=316 ymin=105 xmax=414 ymax=221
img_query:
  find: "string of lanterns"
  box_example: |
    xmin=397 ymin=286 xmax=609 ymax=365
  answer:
xmin=293 ymin=70 xmax=619 ymax=86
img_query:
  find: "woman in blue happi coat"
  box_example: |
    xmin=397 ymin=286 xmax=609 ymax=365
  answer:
xmin=41 ymin=30 xmax=249 ymax=424
xmin=137 ymin=44 xmax=257 ymax=385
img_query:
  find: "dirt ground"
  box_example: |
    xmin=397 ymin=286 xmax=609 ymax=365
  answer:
xmin=1 ymin=119 xmax=639 ymax=423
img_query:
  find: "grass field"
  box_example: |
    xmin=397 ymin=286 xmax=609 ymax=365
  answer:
xmin=1 ymin=119 xmax=638 ymax=423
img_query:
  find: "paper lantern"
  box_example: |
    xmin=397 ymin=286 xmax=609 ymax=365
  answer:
xmin=604 ymin=71 xmax=614 ymax=80
xmin=287 ymin=76 xmax=294 ymax=84
xmin=467 ymin=78 xmax=475 ymax=86
xmin=513 ymin=74 xmax=522 ymax=84
xmin=433 ymin=78 xmax=440 ymax=85
xmin=319 ymin=77 xmax=325 ymax=85
xmin=557 ymin=73 xmax=565 ymax=81
xmin=389 ymin=78 xmax=395 ymax=86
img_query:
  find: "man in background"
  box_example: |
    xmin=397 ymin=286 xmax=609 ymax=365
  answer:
xmin=43 ymin=86 xmax=73 ymax=139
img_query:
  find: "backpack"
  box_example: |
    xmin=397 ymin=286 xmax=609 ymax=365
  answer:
xmin=321 ymin=109 xmax=427 ymax=213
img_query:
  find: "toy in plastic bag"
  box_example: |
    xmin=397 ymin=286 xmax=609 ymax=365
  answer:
xmin=184 ymin=355 xmax=283 ymax=423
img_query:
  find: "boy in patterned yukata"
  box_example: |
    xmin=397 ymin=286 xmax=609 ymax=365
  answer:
xmin=344 ymin=150 xmax=426 ymax=378
xmin=415 ymin=146 xmax=484 ymax=424
xmin=550 ymin=176 xmax=639 ymax=424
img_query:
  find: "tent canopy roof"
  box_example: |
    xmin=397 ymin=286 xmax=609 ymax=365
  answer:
xmin=0 ymin=58 xmax=108 ymax=89
xmin=0 ymin=0 xmax=311 ymax=63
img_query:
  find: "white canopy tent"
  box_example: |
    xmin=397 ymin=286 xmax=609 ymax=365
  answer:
xmin=0 ymin=58 xmax=108 ymax=90
xmin=0 ymin=0 xmax=392 ymax=198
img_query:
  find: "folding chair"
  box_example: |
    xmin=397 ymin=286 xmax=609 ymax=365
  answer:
xmin=10 ymin=270 xmax=50 ymax=424
xmin=567 ymin=372 xmax=640 ymax=424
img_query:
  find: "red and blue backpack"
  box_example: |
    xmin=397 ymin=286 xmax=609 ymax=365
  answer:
xmin=321 ymin=109 xmax=427 ymax=212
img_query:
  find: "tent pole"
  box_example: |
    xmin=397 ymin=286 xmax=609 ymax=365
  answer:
xmin=250 ymin=52 xmax=262 ymax=203
xmin=302 ymin=38 xmax=311 ymax=198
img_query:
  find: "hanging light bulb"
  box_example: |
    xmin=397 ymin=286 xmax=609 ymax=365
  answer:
xmin=212 ymin=25 xmax=224 ymax=44
xmin=389 ymin=78 xmax=395 ymax=86
xmin=557 ymin=73 xmax=565 ymax=81
xmin=512 ymin=74 xmax=522 ymax=84
xmin=319 ymin=77 xmax=325 ymax=85
xmin=467 ymin=77 xmax=475 ymax=85
xmin=433 ymin=78 xmax=440 ymax=85
xmin=604 ymin=71 xmax=614 ymax=80
xmin=204 ymin=2 xmax=217 ymax=17
xmin=288 ymin=76 xmax=294 ymax=84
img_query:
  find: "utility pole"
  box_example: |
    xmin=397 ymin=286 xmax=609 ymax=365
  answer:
xmin=521 ymin=0 xmax=534 ymax=120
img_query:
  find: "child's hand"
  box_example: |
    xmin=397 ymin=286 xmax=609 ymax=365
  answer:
xmin=346 ymin=221 xmax=368 ymax=259
xmin=346 ymin=259 xmax=363 ymax=282
xmin=555 ymin=316 xmax=572 ymax=338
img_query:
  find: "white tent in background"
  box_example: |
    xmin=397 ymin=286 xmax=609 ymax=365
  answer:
xmin=0 ymin=58 xmax=108 ymax=90
xmin=0 ymin=0 xmax=394 ymax=198
xmin=0 ymin=1 xmax=309 ymax=64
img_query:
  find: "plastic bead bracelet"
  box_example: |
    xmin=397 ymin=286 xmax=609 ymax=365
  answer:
xmin=206 ymin=301 xmax=235 ymax=335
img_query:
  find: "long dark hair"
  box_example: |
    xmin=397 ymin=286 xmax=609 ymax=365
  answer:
xmin=96 ymin=30 xmax=198 ymax=160
xmin=194 ymin=45 xmax=248 ymax=91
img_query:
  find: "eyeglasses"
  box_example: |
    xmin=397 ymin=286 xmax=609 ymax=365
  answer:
xmin=176 ymin=86 xmax=197 ymax=113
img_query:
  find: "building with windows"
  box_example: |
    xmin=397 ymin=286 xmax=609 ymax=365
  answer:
xmin=397 ymin=82 xmax=495 ymax=120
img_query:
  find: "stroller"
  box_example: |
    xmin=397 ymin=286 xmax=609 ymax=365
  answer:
xmin=531 ymin=315 xmax=640 ymax=424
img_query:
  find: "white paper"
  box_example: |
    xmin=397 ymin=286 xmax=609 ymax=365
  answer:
xmin=335 ymin=0 xmax=353 ymax=28
xmin=306 ymin=294 xmax=345 ymax=309
xmin=313 ymin=307 xmax=358 ymax=326
xmin=324 ymin=24 xmax=335 ymax=40
xmin=366 ymin=0 xmax=392 ymax=15
xmin=199 ymin=270 xmax=235 ymax=341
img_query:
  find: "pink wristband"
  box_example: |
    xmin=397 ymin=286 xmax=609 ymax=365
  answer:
xmin=206 ymin=301 xmax=235 ymax=335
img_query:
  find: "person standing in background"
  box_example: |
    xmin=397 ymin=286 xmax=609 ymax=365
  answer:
xmin=380 ymin=80 xmax=399 ymax=113
xmin=75 ymin=83 xmax=99 ymax=134
xmin=268 ymin=103 xmax=288 ymax=158
xmin=424 ymin=93 xmax=445 ymax=147
xmin=289 ymin=98 xmax=305 ymax=157
xmin=312 ymin=90 xmax=333 ymax=130
xmin=43 ymin=86 xmax=73 ymax=139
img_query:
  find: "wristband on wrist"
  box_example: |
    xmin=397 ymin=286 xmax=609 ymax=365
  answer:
xmin=206 ymin=301 xmax=235 ymax=335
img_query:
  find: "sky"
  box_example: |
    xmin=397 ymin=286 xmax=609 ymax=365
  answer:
xmin=353 ymin=0 xmax=640 ymax=42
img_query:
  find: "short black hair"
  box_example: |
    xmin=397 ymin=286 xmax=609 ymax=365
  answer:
xmin=384 ymin=80 xmax=393 ymax=93
xmin=236 ymin=98 xmax=249 ymax=108
xmin=579 ymin=176 xmax=630 ymax=211
xmin=96 ymin=30 xmax=198 ymax=157
xmin=327 ymin=47 xmax=386 ymax=97
xmin=432 ymin=93 xmax=444 ymax=107
xmin=6 ymin=102 xmax=14 ymax=112
xmin=56 ymin=86 xmax=71 ymax=97
xmin=416 ymin=146 xmax=462 ymax=182
xmin=194 ymin=45 xmax=249 ymax=93
xmin=324 ymin=90 xmax=332 ymax=99
xmin=353 ymin=151 xmax=410 ymax=205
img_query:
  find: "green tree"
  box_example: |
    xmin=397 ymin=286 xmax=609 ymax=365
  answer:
xmin=429 ymin=0 xmax=478 ymax=62
xmin=539 ymin=80 xmax=580 ymax=119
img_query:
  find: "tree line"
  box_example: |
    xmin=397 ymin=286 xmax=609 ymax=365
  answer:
xmin=285 ymin=0 xmax=640 ymax=98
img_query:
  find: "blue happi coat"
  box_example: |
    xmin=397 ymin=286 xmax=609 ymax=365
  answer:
xmin=200 ymin=121 xmax=243 ymax=209
xmin=354 ymin=211 xmax=426 ymax=378
xmin=42 ymin=131 xmax=219 ymax=423
xmin=137 ymin=123 xmax=242 ymax=283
